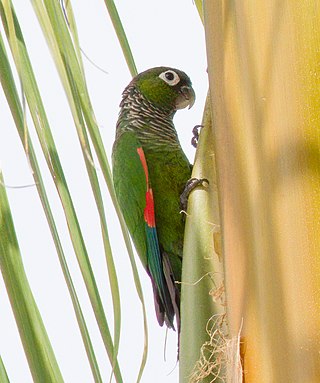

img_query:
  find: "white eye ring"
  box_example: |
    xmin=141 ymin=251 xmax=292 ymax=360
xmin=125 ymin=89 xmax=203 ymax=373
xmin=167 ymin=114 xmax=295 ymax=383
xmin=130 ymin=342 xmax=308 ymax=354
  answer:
xmin=159 ymin=70 xmax=180 ymax=86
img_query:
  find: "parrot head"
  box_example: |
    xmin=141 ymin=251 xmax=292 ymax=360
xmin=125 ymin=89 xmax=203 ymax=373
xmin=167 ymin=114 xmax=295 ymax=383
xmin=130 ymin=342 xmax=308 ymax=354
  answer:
xmin=130 ymin=66 xmax=195 ymax=113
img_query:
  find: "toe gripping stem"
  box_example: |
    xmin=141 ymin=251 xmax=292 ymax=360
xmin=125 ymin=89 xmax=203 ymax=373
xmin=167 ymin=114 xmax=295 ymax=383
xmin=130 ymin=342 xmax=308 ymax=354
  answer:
xmin=191 ymin=125 xmax=203 ymax=148
xmin=180 ymin=177 xmax=209 ymax=213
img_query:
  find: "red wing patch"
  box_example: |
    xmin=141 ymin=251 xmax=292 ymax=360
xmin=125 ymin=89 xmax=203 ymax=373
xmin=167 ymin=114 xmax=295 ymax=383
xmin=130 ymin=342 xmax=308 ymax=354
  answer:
xmin=144 ymin=189 xmax=155 ymax=227
xmin=137 ymin=147 xmax=156 ymax=228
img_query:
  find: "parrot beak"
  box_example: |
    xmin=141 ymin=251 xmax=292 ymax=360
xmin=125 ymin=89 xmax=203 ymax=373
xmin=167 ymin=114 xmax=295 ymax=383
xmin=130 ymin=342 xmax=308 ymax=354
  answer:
xmin=176 ymin=85 xmax=196 ymax=110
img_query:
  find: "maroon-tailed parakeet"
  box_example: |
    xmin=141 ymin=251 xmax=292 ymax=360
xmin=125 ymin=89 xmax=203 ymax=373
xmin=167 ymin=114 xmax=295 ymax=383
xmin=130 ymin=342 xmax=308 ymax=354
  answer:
xmin=112 ymin=67 xmax=195 ymax=331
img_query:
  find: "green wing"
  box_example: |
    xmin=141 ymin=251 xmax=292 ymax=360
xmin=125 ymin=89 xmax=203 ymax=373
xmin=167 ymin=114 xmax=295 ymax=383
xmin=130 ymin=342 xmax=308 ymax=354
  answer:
xmin=112 ymin=131 xmax=147 ymax=265
xmin=112 ymin=131 xmax=176 ymax=328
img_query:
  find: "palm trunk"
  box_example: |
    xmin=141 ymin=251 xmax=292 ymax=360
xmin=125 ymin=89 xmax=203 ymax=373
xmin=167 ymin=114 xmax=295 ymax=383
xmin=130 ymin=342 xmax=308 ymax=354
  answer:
xmin=204 ymin=1 xmax=320 ymax=381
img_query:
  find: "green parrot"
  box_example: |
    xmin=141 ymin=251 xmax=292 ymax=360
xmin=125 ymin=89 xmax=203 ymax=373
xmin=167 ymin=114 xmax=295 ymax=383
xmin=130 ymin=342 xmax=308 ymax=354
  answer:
xmin=112 ymin=67 xmax=195 ymax=331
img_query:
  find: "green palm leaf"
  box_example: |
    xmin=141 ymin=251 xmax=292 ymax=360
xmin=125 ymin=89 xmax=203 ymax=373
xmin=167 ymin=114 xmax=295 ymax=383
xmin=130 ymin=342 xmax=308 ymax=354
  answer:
xmin=0 ymin=170 xmax=64 ymax=383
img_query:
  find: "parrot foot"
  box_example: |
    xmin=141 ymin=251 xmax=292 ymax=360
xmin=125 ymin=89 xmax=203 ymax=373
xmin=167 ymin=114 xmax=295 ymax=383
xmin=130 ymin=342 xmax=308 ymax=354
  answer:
xmin=191 ymin=125 xmax=203 ymax=148
xmin=180 ymin=177 xmax=209 ymax=213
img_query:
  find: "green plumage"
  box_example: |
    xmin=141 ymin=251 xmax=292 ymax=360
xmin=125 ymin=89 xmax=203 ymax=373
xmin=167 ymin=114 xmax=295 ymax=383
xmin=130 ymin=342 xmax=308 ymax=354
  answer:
xmin=112 ymin=67 xmax=195 ymax=330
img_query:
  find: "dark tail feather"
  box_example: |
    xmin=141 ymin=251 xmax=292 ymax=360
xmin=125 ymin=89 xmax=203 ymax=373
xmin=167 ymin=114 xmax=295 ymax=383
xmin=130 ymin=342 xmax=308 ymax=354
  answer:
xmin=162 ymin=252 xmax=180 ymax=334
xmin=150 ymin=277 xmax=165 ymax=327
xmin=150 ymin=273 xmax=176 ymax=330
xmin=148 ymin=253 xmax=180 ymax=332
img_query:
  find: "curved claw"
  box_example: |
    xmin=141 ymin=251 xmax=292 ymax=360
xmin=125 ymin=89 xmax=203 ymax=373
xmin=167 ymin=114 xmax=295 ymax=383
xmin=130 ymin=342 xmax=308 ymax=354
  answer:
xmin=180 ymin=177 xmax=209 ymax=213
xmin=191 ymin=125 xmax=203 ymax=148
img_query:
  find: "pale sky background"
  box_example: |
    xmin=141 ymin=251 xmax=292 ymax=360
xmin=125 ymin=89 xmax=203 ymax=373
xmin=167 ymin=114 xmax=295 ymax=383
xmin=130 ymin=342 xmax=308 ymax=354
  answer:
xmin=0 ymin=1 xmax=207 ymax=382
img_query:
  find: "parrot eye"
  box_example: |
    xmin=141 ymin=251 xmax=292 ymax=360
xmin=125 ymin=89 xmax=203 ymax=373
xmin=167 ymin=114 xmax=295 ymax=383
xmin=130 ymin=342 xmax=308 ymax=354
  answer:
xmin=165 ymin=72 xmax=174 ymax=81
xmin=159 ymin=70 xmax=181 ymax=86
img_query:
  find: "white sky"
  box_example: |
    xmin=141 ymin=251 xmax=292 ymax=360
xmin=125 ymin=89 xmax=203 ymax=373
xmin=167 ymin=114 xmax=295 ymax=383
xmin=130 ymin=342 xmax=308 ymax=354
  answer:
xmin=0 ymin=1 xmax=207 ymax=382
